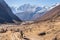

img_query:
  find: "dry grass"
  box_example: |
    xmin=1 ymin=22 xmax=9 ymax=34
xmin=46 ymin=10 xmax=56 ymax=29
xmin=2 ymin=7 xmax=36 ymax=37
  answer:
xmin=0 ymin=20 xmax=60 ymax=40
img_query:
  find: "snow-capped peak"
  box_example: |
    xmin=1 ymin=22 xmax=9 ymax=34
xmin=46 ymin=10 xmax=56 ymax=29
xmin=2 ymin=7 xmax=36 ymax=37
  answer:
xmin=17 ymin=4 xmax=35 ymax=12
xmin=49 ymin=3 xmax=60 ymax=10
xmin=55 ymin=3 xmax=60 ymax=6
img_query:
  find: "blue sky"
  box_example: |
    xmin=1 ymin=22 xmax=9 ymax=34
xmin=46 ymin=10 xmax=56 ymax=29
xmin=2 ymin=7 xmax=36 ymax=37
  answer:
xmin=4 ymin=0 xmax=60 ymax=7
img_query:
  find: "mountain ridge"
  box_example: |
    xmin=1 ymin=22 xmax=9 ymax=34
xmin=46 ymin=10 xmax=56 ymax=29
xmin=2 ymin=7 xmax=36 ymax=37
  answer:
xmin=37 ymin=4 xmax=60 ymax=21
xmin=0 ymin=0 xmax=22 ymax=23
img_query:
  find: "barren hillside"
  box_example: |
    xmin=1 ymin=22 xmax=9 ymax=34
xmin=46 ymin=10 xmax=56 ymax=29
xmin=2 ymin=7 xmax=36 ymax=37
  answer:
xmin=35 ymin=5 xmax=60 ymax=21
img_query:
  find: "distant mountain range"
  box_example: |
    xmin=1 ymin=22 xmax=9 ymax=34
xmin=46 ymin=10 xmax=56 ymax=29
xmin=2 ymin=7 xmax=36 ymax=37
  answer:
xmin=11 ymin=3 xmax=60 ymax=21
xmin=11 ymin=4 xmax=47 ymax=21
